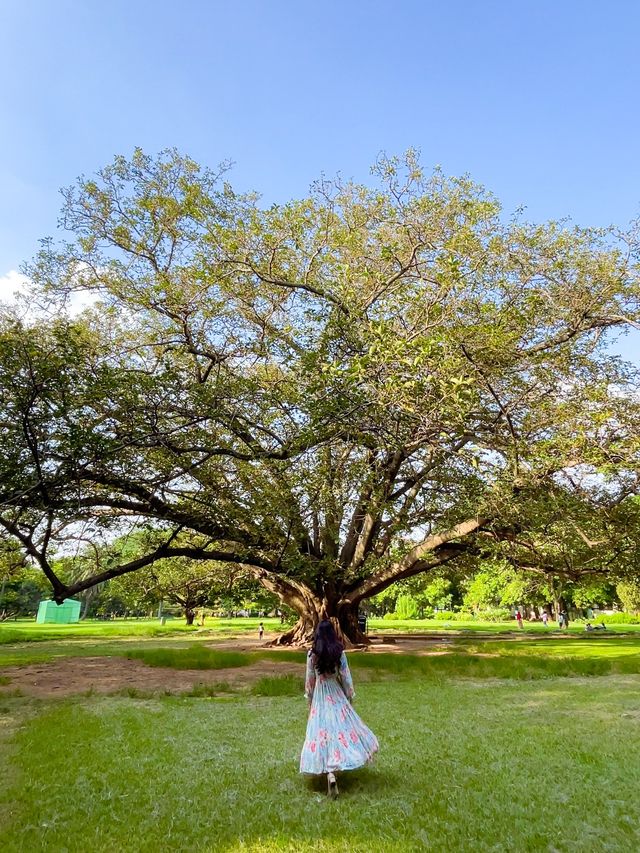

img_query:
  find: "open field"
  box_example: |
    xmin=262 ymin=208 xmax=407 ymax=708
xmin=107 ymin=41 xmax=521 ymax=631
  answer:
xmin=1 ymin=623 xmax=640 ymax=851
xmin=367 ymin=617 xmax=640 ymax=634
xmin=0 ymin=617 xmax=284 ymax=644
xmin=2 ymin=614 xmax=639 ymax=649
xmin=1 ymin=673 xmax=640 ymax=851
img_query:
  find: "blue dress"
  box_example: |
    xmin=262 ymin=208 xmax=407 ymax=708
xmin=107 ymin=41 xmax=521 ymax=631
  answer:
xmin=299 ymin=650 xmax=379 ymax=775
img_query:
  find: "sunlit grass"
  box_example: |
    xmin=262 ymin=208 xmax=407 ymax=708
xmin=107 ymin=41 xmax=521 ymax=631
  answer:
xmin=3 ymin=630 xmax=640 ymax=685
xmin=367 ymin=617 xmax=640 ymax=634
xmin=465 ymin=637 xmax=640 ymax=659
xmin=3 ymin=625 xmax=640 ymax=849
xmin=2 ymin=678 xmax=640 ymax=851
xmin=0 ymin=616 xmax=281 ymax=645
xmin=0 ymin=636 xmax=207 ymax=667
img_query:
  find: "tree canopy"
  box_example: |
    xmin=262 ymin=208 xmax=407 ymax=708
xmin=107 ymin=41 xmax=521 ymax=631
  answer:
xmin=1 ymin=148 xmax=639 ymax=642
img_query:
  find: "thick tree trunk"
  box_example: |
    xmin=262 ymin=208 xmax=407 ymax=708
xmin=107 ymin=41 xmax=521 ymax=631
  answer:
xmin=273 ymin=610 xmax=320 ymax=646
xmin=185 ymin=607 xmax=196 ymax=625
xmin=250 ymin=522 xmax=482 ymax=648
xmin=271 ymin=593 xmax=368 ymax=647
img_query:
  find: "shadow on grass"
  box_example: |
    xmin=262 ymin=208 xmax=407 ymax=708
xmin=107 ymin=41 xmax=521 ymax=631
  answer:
xmin=303 ymin=765 xmax=392 ymax=797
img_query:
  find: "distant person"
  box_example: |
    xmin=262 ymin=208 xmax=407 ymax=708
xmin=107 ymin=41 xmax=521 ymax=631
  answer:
xmin=594 ymin=622 xmax=607 ymax=631
xmin=300 ymin=620 xmax=378 ymax=798
xmin=515 ymin=610 xmax=523 ymax=629
xmin=258 ymin=621 xmax=264 ymax=641
xmin=561 ymin=610 xmax=569 ymax=629
xmin=198 ymin=609 xmax=206 ymax=627
xmin=542 ymin=612 xmax=549 ymax=628
xmin=558 ymin=612 xmax=564 ymax=629
xmin=585 ymin=622 xmax=594 ymax=632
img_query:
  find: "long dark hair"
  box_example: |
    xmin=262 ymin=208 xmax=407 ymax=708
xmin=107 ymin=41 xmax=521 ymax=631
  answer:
xmin=312 ymin=619 xmax=344 ymax=674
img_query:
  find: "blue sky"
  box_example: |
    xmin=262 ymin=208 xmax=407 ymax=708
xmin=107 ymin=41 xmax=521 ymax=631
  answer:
xmin=1 ymin=0 xmax=639 ymax=357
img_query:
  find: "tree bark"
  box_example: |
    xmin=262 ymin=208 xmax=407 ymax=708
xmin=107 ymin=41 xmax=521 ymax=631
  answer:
xmin=270 ymin=590 xmax=367 ymax=647
xmin=251 ymin=517 xmax=485 ymax=646
xmin=185 ymin=607 xmax=196 ymax=625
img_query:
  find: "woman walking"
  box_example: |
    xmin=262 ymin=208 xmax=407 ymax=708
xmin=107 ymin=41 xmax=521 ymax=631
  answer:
xmin=300 ymin=620 xmax=378 ymax=798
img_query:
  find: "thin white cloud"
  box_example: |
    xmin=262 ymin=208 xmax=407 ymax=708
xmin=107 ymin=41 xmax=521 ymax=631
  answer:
xmin=0 ymin=269 xmax=30 ymax=304
xmin=0 ymin=269 xmax=100 ymax=317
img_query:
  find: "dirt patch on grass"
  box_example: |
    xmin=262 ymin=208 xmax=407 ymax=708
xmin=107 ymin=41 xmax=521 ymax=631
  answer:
xmin=0 ymin=635 xmax=447 ymax=698
xmin=2 ymin=632 xmax=571 ymax=698
xmin=207 ymin=635 xmax=454 ymax=654
xmin=0 ymin=656 xmax=305 ymax=699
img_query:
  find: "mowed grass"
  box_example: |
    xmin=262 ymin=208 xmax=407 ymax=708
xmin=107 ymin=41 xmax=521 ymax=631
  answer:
xmin=344 ymin=637 xmax=640 ymax=681
xmin=0 ymin=617 xmax=281 ymax=645
xmin=2 ymin=627 xmax=640 ymax=850
xmin=0 ymin=636 xmax=212 ymax=667
xmin=2 ymin=676 xmax=640 ymax=852
xmin=367 ymin=617 xmax=640 ymax=634
xmin=3 ymin=627 xmax=640 ymax=684
xmin=0 ymin=618 xmax=281 ymax=667
xmin=4 ymin=615 xmax=640 ymax=651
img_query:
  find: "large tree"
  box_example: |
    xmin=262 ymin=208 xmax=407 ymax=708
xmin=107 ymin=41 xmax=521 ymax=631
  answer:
xmin=0 ymin=149 xmax=639 ymax=643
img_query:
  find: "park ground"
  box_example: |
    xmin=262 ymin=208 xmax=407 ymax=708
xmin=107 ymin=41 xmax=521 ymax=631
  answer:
xmin=1 ymin=618 xmax=640 ymax=852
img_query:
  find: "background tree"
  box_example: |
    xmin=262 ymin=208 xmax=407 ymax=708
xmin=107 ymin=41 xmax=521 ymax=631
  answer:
xmin=616 ymin=579 xmax=640 ymax=615
xmin=394 ymin=593 xmax=419 ymax=620
xmin=0 ymin=149 xmax=639 ymax=643
xmin=64 ymin=530 xmax=272 ymax=623
xmin=484 ymin=489 xmax=640 ymax=615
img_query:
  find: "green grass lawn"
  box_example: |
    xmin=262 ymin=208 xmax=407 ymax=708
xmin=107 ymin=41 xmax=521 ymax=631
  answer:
xmin=0 ymin=618 xmax=282 ymax=666
xmin=0 ymin=616 xmax=282 ymax=645
xmin=4 ymin=615 xmax=640 ymax=650
xmin=2 ymin=626 xmax=640 ymax=850
xmin=367 ymin=617 xmax=640 ymax=634
xmin=0 ymin=619 xmax=640 ymax=853
xmin=1 ymin=675 xmax=640 ymax=852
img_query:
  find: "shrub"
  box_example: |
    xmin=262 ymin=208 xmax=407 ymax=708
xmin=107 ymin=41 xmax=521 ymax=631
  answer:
xmin=475 ymin=607 xmax=512 ymax=622
xmin=593 ymin=612 xmax=640 ymax=625
xmin=432 ymin=610 xmax=472 ymax=621
xmin=395 ymin=594 xmax=419 ymax=620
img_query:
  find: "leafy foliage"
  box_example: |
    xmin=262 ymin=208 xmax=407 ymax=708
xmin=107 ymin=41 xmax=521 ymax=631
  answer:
xmin=0 ymin=149 xmax=639 ymax=640
xmin=617 ymin=579 xmax=640 ymax=614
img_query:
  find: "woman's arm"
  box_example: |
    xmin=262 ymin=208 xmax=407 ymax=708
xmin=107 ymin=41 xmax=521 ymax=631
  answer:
xmin=338 ymin=652 xmax=355 ymax=701
xmin=304 ymin=651 xmax=316 ymax=704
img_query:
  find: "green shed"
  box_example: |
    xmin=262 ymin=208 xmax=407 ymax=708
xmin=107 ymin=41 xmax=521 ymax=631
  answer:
xmin=36 ymin=599 xmax=81 ymax=624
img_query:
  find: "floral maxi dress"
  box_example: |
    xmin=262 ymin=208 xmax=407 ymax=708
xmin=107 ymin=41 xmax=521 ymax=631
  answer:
xmin=299 ymin=650 xmax=379 ymax=775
